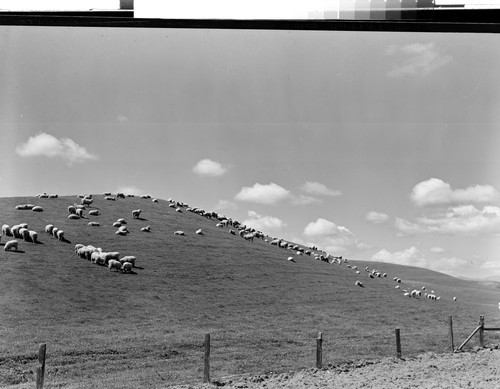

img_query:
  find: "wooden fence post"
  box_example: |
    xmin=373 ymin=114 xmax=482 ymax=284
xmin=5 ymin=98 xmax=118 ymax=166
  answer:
xmin=449 ymin=315 xmax=455 ymax=352
xmin=395 ymin=329 xmax=402 ymax=358
xmin=316 ymin=332 xmax=323 ymax=369
xmin=36 ymin=343 xmax=46 ymax=389
xmin=203 ymin=333 xmax=210 ymax=383
xmin=479 ymin=315 xmax=485 ymax=348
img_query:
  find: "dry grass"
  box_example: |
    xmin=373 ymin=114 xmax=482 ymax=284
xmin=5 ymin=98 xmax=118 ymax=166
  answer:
xmin=1 ymin=195 xmax=500 ymax=388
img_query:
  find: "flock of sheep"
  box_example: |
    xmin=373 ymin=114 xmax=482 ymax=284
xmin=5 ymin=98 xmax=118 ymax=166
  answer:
xmin=1 ymin=191 xmax=459 ymax=302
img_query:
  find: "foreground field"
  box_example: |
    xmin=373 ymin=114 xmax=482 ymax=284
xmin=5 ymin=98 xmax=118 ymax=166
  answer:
xmin=1 ymin=194 xmax=500 ymax=388
xmin=171 ymin=347 xmax=500 ymax=389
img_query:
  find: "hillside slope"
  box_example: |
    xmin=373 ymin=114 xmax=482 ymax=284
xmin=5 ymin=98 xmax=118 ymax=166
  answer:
xmin=1 ymin=194 xmax=500 ymax=388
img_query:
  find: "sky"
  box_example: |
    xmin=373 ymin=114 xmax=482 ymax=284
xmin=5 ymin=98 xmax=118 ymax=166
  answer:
xmin=1 ymin=22 xmax=500 ymax=280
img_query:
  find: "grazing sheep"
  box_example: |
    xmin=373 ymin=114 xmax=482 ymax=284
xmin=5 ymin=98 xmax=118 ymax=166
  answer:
xmin=115 ymin=230 xmax=127 ymax=236
xmin=81 ymin=198 xmax=93 ymax=206
xmin=355 ymin=280 xmax=364 ymax=287
xmin=57 ymin=230 xmax=64 ymax=241
xmin=88 ymin=222 xmax=100 ymax=227
xmin=108 ymin=259 xmax=122 ymax=272
xmin=4 ymin=240 xmax=19 ymax=251
xmin=51 ymin=228 xmax=58 ymax=238
xmin=152 ymin=198 xmax=158 ymax=203
xmin=243 ymin=234 xmax=254 ymax=242
xmin=121 ymin=262 xmax=133 ymax=273
xmin=105 ymin=196 xmax=116 ymax=201
xmin=287 ymin=256 xmax=295 ymax=262
xmin=75 ymin=243 xmax=85 ymax=252
xmin=118 ymin=225 xmax=129 ymax=233
xmin=175 ymin=208 xmax=182 ymax=213
xmin=45 ymin=224 xmax=54 ymax=234
xmin=117 ymin=218 xmax=126 ymax=224
xmin=174 ymin=231 xmax=185 ymax=236
xmin=2 ymin=224 xmax=12 ymax=236
xmin=113 ymin=222 xmax=122 ymax=228
xmin=119 ymin=256 xmax=136 ymax=267
xmin=132 ymin=209 xmax=142 ymax=219
xmin=68 ymin=205 xmax=77 ymax=214
xmin=453 ymin=297 xmax=457 ymax=301
xmin=168 ymin=203 xmax=175 ymax=208
xmin=28 ymin=230 xmax=38 ymax=243
xmin=19 ymin=228 xmax=30 ymax=241
xmin=404 ymin=292 xmax=411 ymax=297
xmin=103 ymin=192 xmax=111 ymax=196
xmin=229 ymin=230 xmax=236 ymax=235
xmin=76 ymin=208 xmax=84 ymax=218
xmin=68 ymin=214 xmax=80 ymax=220
xmin=195 ymin=229 xmax=204 ymax=235
xmin=32 ymin=206 xmax=43 ymax=212
xmin=117 ymin=193 xmax=125 ymax=199
xmin=88 ymin=210 xmax=99 ymax=216
xmin=141 ymin=226 xmax=151 ymax=232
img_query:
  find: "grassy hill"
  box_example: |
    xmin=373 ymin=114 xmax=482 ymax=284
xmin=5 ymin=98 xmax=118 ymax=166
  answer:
xmin=1 ymin=194 xmax=500 ymax=388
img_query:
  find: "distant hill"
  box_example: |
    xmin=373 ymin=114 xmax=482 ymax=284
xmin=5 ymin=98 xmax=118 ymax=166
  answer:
xmin=2 ymin=194 xmax=500 ymax=388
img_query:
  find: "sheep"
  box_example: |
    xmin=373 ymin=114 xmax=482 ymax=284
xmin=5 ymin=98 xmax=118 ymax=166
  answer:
xmin=28 ymin=230 xmax=38 ymax=243
xmin=93 ymin=254 xmax=106 ymax=266
xmin=141 ymin=226 xmax=151 ymax=232
xmin=103 ymin=252 xmax=120 ymax=262
xmin=453 ymin=297 xmax=457 ymax=301
xmin=4 ymin=240 xmax=19 ymax=251
xmin=117 ymin=218 xmax=126 ymax=224
xmin=115 ymin=230 xmax=127 ymax=236
xmin=174 ymin=231 xmax=185 ymax=236
xmin=118 ymin=225 xmax=129 ymax=233
xmin=2 ymin=224 xmax=11 ymax=236
xmin=119 ymin=256 xmax=136 ymax=267
xmin=195 ymin=229 xmax=204 ymax=235
xmin=243 ymin=234 xmax=254 ymax=242
xmin=32 ymin=206 xmax=43 ymax=212
xmin=287 ymin=256 xmax=295 ymax=262
xmin=68 ymin=205 xmax=77 ymax=214
xmin=68 ymin=214 xmax=80 ymax=220
xmin=45 ymin=224 xmax=54 ymax=234
xmin=152 ymin=198 xmax=158 ymax=203
xmin=51 ymin=228 xmax=58 ymax=238
xmin=105 ymin=196 xmax=116 ymax=201
xmin=132 ymin=209 xmax=142 ymax=219
xmin=229 ymin=230 xmax=236 ymax=235
xmin=168 ymin=203 xmax=175 ymax=208
xmin=19 ymin=228 xmax=30 ymax=241
xmin=121 ymin=262 xmax=133 ymax=273
xmin=75 ymin=243 xmax=85 ymax=252
xmin=117 ymin=193 xmax=125 ymax=199
xmin=56 ymin=230 xmax=64 ymax=241
xmin=88 ymin=210 xmax=99 ymax=216
xmin=49 ymin=194 xmax=58 ymax=198
xmin=76 ymin=208 xmax=84 ymax=218
xmin=113 ymin=222 xmax=122 ymax=228
xmin=175 ymin=208 xmax=182 ymax=213
xmin=103 ymin=192 xmax=112 ymax=196
xmin=81 ymin=198 xmax=93 ymax=206
xmin=108 ymin=259 xmax=122 ymax=272
xmin=355 ymin=280 xmax=364 ymax=287
xmin=88 ymin=222 xmax=100 ymax=227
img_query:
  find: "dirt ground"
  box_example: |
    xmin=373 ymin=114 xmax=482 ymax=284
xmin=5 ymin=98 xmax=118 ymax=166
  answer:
xmin=170 ymin=347 xmax=500 ymax=389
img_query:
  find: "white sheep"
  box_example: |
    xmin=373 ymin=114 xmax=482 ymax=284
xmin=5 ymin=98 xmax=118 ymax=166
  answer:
xmin=175 ymin=208 xmax=182 ymax=213
xmin=32 ymin=206 xmax=43 ymax=212
xmin=287 ymin=256 xmax=295 ymax=262
xmin=355 ymin=280 xmax=364 ymax=287
xmin=118 ymin=225 xmax=129 ymax=233
xmin=45 ymin=224 xmax=54 ymax=234
xmin=76 ymin=208 xmax=84 ymax=217
xmin=88 ymin=210 xmax=99 ymax=216
xmin=57 ymin=230 xmax=64 ymax=241
xmin=229 ymin=230 xmax=236 ymax=235
xmin=29 ymin=230 xmax=38 ymax=243
xmin=88 ymin=222 xmax=100 ymax=227
xmin=75 ymin=243 xmax=85 ymax=252
xmin=115 ymin=230 xmax=127 ymax=236
xmin=103 ymin=192 xmax=111 ymax=196
xmin=119 ymin=256 xmax=136 ymax=266
xmin=453 ymin=297 xmax=457 ymax=301
xmin=174 ymin=231 xmax=185 ymax=236
xmin=243 ymin=234 xmax=254 ymax=242
xmin=121 ymin=262 xmax=133 ymax=273
xmin=117 ymin=218 xmax=126 ymax=224
xmin=113 ymin=222 xmax=122 ymax=228
xmin=105 ymin=196 xmax=115 ymax=201
xmin=195 ymin=229 xmax=204 ymax=235
xmin=2 ymin=224 xmax=11 ymax=236
xmin=108 ymin=259 xmax=122 ymax=272
xmin=68 ymin=205 xmax=77 ymax=214
xmin=68 ymin=214 xmax=80 ymax=220
xmin=4 ymin=240 xmax=19 ymax=251
xmin=19 ymin=228 xmax=30 ymax=241
xmin=141 ymin=226 xmax=150 ymax=232
xmin=81 ymin=198 xmax=93 ymax=206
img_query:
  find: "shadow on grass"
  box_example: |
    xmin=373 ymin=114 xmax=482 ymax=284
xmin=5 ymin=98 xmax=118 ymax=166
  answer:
xmin=34 ymin=241 xmax=44 ymax=245
xmin=134 ymin=217 xmax=148 ymax=221
xmin=134 ymin=266 xmax=144 ymax=270
xmin=61 ymin=238 xmax=72 ymax=244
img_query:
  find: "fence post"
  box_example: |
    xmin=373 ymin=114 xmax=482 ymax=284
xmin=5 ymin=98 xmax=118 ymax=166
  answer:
xmin=203 ymin=333 xmax=210 ymax=383
xmin=395 ymin=329 xmax=402 ymax=358
xmin=449 ymin=315 xmax=455 ymax=352
xmin=36 ymin=343 xmax=46 ymax=389
xmin=479 ymin=315 xmax=485 ymax=348
xmin=316 ymin=332 xmax=323 ymax=369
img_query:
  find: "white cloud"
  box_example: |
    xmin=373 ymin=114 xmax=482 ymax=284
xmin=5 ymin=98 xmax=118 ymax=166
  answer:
xmin=192 ymin=158 xmax=229 ymax=177
xmin=290 ymin=195 xmax=322 ymax=205
xmin=366 ymin=211 xmax=389 ymax=224
xmin=410 ymin=178 xmax=499 ymax=207
xmin=395 ymin=205 xmax=500 ymax=236
xmin=303 ymin=218 xmax=369 ymax=255
xmin=117 ymin=115 xmax=128 ymax=122
xmin=300 ymin=181 xmax=341 ymax=197
xmin=430 ymin=247 xmax=446 ymax=253
xmin=213 ymin=199 xmax=238 ymax=211
xmin=16 ymin=132 xmax=98 ymax=165
xmin=116 ymin=185 xmax=145 ymax=196
xmin=235 ymin=182 xmax=291 ymax=205
xmin=387 ymin=42 xmax=452 ymax=78
xmin=243 ymin=210 xmax=287 ymax=233
xmin=372 ymin=246 xmax=467 ymax=276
